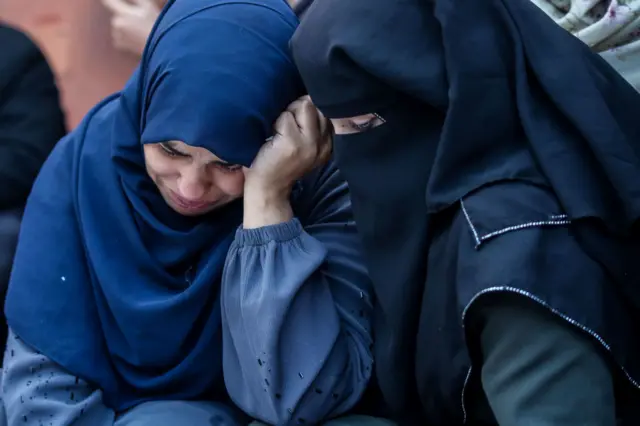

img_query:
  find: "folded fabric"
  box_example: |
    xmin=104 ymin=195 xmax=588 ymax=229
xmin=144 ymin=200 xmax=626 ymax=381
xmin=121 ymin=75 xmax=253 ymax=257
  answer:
xmin=532 ymin=0 xmax=640 ymax=89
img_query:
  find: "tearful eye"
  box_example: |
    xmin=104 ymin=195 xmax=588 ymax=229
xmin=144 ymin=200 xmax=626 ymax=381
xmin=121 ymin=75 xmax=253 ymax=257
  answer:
xmin=159 ymin=142 xmax=188 ymax=158
xmin=351 ymin=118 xmax=374 ymax=131
xmin=214 ymin=163 xmax=242 ymax=173
xmin=159 ymin=144 xmax=177 ymax=157
xmin=331 ymin=113 xmax=386 ymax=135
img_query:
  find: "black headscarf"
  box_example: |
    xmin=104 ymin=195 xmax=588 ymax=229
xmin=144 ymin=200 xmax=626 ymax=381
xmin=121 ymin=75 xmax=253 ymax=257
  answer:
xmin=292 ymin=0 xmax=640 ymax=421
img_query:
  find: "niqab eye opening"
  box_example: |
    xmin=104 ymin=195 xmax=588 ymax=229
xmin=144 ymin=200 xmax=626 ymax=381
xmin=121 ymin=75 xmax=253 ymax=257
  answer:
xmin=332 ymin=113 xmax=386 ymax=135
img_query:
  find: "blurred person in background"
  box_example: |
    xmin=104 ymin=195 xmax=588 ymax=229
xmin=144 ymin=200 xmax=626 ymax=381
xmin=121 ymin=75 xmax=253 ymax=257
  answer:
xmin=103 ymin=0 xmax=166 ymax=57
xmin=532 ymin=0 xmax=640 ymax=91
xmin=0 ymin=23 xmax=66 ymax=345
xmin=0 ymin=1 xmax=379 ymax=425
xmin=292 ymin=0 xmax=640 ymax=424
xmin=103 ymin=0 xmax=299 ymax=58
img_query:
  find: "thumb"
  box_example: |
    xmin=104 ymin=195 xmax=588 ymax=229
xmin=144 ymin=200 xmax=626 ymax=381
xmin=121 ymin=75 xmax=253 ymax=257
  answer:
xmin=128 ymin=0 xmax=162 ymax=10
xmin=111 ymin=15 xmax=127 ymax=30
xmin=102 ymin=0 xmax=139 ymax=15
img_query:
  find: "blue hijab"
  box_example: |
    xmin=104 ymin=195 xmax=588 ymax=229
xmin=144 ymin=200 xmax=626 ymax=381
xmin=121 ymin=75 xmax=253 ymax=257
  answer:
xmin=5 ymin=0 xmax=303 ymax=411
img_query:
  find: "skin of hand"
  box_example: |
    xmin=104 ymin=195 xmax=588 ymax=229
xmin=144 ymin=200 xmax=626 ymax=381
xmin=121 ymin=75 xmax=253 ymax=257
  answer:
xmin=102 ymin=0 xmax=164 ymax=57
xmin=242 ymin=96 xmax=333 ymax=229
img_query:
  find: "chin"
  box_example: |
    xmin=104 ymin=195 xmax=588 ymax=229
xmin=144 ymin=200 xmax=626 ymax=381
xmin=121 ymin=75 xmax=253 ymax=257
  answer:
xmin=168 ymin=201 xmax=220 ymax=217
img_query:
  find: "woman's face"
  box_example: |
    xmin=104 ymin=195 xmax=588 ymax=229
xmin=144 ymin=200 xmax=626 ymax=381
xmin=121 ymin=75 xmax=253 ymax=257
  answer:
xmin=143 ymin=140 xmax=245 ymax=216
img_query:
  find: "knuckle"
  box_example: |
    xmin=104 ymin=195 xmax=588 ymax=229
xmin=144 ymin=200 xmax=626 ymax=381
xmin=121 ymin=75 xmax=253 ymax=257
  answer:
xmin=300 ymin=98 xmax=313 ymax=108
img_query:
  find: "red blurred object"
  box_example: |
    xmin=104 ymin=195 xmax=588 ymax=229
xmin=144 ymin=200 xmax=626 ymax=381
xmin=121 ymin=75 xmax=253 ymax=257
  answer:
xmin=0 ymin=0 xmax=139 ymax=129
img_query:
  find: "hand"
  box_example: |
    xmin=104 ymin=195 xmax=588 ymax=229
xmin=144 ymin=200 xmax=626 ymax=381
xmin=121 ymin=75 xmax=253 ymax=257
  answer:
xmin=244 ymin=96 xmax=333 ymax=201
xmin=102 ymin=0 xmax=163 ymax=57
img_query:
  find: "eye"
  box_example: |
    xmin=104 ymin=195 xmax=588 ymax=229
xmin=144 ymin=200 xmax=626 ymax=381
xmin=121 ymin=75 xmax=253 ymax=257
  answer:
xmin=159 ymin=142 xmax=188 ymax=158
xmin=214 ymin=163 xmax=242 ymax=174
xmin=331 ymin=113 xmax=386 ymax=135
xmin=350 ymin=117 xmax=376 ymax=131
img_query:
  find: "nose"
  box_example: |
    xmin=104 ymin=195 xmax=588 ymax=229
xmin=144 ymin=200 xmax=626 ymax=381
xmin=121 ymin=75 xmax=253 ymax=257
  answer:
xmin=176 ymin=168 xmax=209 ymax=201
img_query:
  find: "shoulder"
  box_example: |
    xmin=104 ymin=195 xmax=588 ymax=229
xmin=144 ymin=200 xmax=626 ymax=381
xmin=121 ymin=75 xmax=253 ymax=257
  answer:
xmin=29 ymin=95 xmax=121 ymax=201
xmin=0 ymin=23 xmax=48 ymax=85
xmin=84 ymin=95 xmax=122 ymax=136
xmin=0 ymin=23 xmax=41 ymax=58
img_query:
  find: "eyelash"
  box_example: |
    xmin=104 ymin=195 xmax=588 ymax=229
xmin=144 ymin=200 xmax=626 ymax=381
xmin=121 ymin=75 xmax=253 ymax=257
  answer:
xmin=158 ymin=143 xmax=241 ymax=173
xmin=352 ymin=121 xmax=374 ymax=131
xmin=159 ymin=143 xmax=183 ymax=157
xmin=216 ymin=164 xmax=242 ymax=173
xmin=348 ymin=113 xmax=386 ymax=132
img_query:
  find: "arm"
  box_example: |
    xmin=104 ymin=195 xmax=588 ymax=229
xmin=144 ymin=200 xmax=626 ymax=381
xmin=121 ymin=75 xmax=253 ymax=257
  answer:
xmin=1 ymin=329 xmax=114 ymax=426
xmin=221 ymin=163 xmax=374 ymax=425
xmin=0 ymin=30 xmax=66 ymax=210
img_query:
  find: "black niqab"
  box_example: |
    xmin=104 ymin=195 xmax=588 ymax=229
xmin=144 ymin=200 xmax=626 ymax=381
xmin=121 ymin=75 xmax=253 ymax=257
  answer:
xmin=292 ymin=0 xmax=640 ymax=422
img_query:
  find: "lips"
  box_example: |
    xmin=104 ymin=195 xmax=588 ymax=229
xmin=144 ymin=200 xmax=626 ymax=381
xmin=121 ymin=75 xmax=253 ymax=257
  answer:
xmin=168 ymin=190 xmax=212 ymax=211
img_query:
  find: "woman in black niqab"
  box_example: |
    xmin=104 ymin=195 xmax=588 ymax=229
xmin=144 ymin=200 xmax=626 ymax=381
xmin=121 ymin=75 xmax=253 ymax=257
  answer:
xmin=292 ymin=0 xmax=640 ymax=424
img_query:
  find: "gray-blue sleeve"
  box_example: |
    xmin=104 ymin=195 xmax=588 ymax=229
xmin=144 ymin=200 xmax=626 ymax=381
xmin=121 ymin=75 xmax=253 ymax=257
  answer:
xmin=0 ymin=329 xmax=115 ymax=426
xmin=221 ymin=163 xmax=374 ymax=425
xmin=0 ymin=331 xmax=245 ymax=426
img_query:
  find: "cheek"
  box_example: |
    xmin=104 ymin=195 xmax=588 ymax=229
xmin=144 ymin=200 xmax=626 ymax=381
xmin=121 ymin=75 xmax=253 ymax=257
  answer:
xmin=144 ymin=148 xmax=178 ymax=182
xmin=214 ymin=172 xmax=245 ymax=197
xmin=149 ymin=161 xmax=179 ymax=178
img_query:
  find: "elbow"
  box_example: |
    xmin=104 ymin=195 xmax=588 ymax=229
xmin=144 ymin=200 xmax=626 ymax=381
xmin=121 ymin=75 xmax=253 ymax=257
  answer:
xmin=228 ymin=349 xmax=373 ymax=426
xmin=244 ymin=398 xmax=338 ymax=426
xmin=292 ymin=338 xmax=374 ymax=424
xmin=287 ymin=375 xmax=374 ymax=425
xmin=227 ymin=390 xmax=308 ymax=426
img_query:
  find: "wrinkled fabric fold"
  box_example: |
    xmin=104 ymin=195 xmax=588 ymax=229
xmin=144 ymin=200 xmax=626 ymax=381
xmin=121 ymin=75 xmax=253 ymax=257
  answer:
xmin=531 ymin=0 xmax=640 ymax=89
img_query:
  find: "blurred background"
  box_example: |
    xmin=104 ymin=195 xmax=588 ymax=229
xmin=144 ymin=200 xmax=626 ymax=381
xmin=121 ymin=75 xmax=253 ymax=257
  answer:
xmin=0 ymin=0 xmax=139 ymax=128
xmin=4 ymin=0 xmax=637 ymax=131
xmin=0 ymin=0 xmax=299 ymax=129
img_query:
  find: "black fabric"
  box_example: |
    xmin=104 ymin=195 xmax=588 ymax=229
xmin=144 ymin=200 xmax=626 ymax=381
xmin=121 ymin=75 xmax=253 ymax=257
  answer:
xmin=0 ymin=23 xmax=66 ymax=210
xmin=418 ymin=182 xmax=640 ymax=425
xmin=0 ymin=208 xmax=21 ymax=347
xmin=291 ymin=0 xmax=640 ymax=423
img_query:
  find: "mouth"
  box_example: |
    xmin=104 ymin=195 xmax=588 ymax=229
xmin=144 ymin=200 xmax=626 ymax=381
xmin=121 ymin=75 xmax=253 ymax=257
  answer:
xmin=167 ymin=190 xmax=213 ymax=213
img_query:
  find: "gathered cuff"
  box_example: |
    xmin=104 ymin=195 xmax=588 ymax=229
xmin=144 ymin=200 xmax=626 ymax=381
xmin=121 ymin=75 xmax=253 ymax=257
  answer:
xmin=234 ymin=218 xmax=304 ymax=246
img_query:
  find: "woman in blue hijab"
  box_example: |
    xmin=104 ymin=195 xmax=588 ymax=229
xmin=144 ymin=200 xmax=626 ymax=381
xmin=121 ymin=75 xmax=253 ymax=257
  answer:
xmin=0 ymin=0 xmax=376 ymax=425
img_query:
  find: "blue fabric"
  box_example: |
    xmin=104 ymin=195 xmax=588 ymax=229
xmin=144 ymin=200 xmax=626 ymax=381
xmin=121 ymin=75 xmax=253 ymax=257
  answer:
xmin=5 ymin=0 xmax=302 ymax=412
